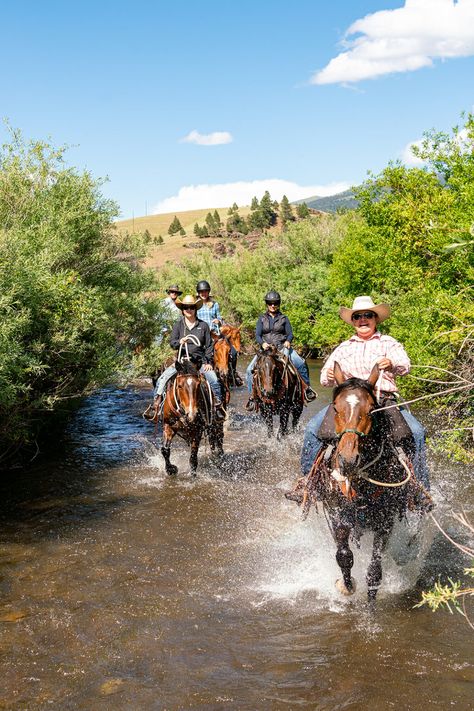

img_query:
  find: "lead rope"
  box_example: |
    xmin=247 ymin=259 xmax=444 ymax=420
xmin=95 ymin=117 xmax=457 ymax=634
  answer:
xmin=177 ymin=334 xmax=201 ymax=363
xmin=358 ymin=444 xmax=412 ymax=487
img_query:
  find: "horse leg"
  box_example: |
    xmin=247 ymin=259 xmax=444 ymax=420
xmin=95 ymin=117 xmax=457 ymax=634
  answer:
xmin=291 ymin=402 xmax=303 ymax=432
xmin=366 ymin=527 xmax=392 ymax=601
xmin=335 ymin=524 xmax=356 ymax=595
xmin=210 ymin=421 xmax=224 ymax=458
xmin=263 ymin=406 xmax=273 ymax=438
xmin=277 ymin=404 xmax=290 ymax=440
xmin=161 ymin=425 xmax=178 ymax=476
xmin=189 ymin=430 xmax=202 ymax=476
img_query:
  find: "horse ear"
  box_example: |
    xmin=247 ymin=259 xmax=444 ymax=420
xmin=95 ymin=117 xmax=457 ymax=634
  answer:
xmin=367 ymin=363 xmax=380 ymax=387
xmin=333 ymin=361 xmax=345 ymax=385
xmin=175 ymin=360 xmax=184 ymax=373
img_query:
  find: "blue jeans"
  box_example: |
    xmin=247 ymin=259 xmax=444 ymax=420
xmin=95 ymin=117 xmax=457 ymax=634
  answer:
xmin=300 ymin=405 xmax=429 ymax=489
xmin=246 ymin=347 xmax=310 ymax=393
xmin=154 ymin=364 xmax=222 ymax=402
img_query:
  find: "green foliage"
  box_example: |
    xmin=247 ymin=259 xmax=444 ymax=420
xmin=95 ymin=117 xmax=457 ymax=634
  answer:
xmin=248 ymin=191 xmax=278 ymax=231
xmin=296 ymin=202 xmax=310 ymax=219
xmin=0 ymin=130 xmax=163 ymax=458
xmin=167 ymin=215 xmax=183 ymax=235
xmin=279 ymin=195 xmax=294 ymax=227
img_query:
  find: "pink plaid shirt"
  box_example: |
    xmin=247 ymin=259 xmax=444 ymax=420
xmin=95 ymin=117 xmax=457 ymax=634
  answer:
xmin=320 ymin=331 xmax=410 ymax=393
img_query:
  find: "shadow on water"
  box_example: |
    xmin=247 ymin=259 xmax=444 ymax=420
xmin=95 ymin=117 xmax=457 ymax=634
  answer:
xmin=0 ymin=366 xmax=472 ymax=710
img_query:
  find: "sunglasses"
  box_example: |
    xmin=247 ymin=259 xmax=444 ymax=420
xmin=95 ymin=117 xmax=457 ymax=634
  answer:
xmin=183 ymin=305 xmax=197 ymax=311
xmin=169 ymin=290 xmax=179 ymax=294
xmin=352 ymin=311 xmax=376 ymax=321
xmin=266 ymin=302 xmax=280 ymax=306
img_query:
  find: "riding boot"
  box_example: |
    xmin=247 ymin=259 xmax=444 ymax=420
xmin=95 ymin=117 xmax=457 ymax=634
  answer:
xmin=143 ymin=394 xmax=162 ymax=422
xmin=214 ymin=400 xmax=226 ymax=421
xmin=245 ymin=396 xmax=255 ymax=412
xmin=304 ymin=385 xmax=317 ymax=402
xmin=233 ymin=371 xmax=243 ymax=387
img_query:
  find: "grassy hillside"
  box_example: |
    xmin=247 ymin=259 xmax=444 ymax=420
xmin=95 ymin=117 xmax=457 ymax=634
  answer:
xmin=116 ymin=206 xmax=251 ymax=268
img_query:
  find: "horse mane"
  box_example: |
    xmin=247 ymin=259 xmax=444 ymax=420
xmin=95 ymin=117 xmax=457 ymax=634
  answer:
xmin=333 ymin=377 xmax=376 ymax=402
xmin=176 ymin=358 xmax=201 ymax=377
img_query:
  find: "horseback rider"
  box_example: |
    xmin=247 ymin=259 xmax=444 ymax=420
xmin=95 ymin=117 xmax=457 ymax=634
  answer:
xmin=301 ymin=296 xmax=429 ymax=487
xmin=245 ymin=290 xmax=317 ymax=410
xmin=196 ymin=279 xmax=242 ymax=386
xmin=156 ymin=285 xmax=183 ymax=344
xmin=152 ymin=294 xmax=226 ymax=419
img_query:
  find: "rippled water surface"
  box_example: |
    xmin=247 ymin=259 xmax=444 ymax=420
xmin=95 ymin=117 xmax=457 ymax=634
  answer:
xmin=0 ymin=362 xmax=472 ymax=710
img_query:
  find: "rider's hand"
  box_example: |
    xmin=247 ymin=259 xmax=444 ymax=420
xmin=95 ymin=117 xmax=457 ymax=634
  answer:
xmin=283 ymin=340 xmax=291 ymax=349
xmin=376 ymin=357 xmax=392 ymax=370
xmin=327 ymin=367 xmax=335 ymax=381
xmin=179 ymin=337 xmax=187 ymax=344
xmin=262 ymin=342 xmax=270 ymax=350
xmin=211 ymin=318 xmax=220 ymax=324
xmin=202 ymin=363 xmax=212 ymax=372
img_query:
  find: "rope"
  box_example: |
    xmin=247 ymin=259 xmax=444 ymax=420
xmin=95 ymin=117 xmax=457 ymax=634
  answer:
xmin=359 ymin=447 xmax=412 ymax=488
xmin=371 ymin=382 xmax=474 ymax=413
xmin=177 ymin=334 xmax=201 ymax=363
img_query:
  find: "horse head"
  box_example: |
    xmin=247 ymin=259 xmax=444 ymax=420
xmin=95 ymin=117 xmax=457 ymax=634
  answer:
xmin=255 ymin=346 xmax=283 ymax=399
xmin=220 ymin=324 xmax=241 ymax=353
xmin=213 ymin=336 xmax=231 ymax=377
xmin=333 ymin=361 xmax=379 ymax=478
xmin=172 ymin=359 xmax=203 ymax=424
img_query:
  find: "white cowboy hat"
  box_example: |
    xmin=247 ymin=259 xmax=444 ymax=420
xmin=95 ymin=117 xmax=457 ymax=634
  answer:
xmin=339 ymin=296 xmax=391 ymax=325
xmin=175 ymin=294 xmax=203 ymax=310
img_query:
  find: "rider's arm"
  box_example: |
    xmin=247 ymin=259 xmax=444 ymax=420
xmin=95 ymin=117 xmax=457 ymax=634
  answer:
xmin=320 ymin=345 xmax=343 ymax=386
xmin=255 ymin=316 xmax=264 ymax=345
xmin=384 ymin=337 xmax=411 ymax=375
xmin=169 ymin=320 xmax=183 ymax=350
xmin=214 ymin=301 xmax=223 ymax=324
xmin=284 ymin=316 xmax=293 ymax=343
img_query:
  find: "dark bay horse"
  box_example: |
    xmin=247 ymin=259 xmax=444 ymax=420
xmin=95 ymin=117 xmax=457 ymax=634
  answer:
xmin=286 ymin=362 xmax=431 ymax=600
xmin=161 ymin=360 xmax=224 ymax=476
xmin=251 ymin=346 xmax=304 ymax=439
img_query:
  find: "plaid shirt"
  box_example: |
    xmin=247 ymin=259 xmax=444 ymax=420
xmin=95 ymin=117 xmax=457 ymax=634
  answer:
xmin=197 ymin=300 xmax=222 ymax=334
xmin=320 ymin=331 xmax=410 ymax=393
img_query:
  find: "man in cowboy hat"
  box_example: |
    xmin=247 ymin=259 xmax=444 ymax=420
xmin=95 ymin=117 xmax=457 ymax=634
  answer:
xmin=152 ymin=294 xmax=225 ymax=418
xmin=162 ymin=284 xmax=182 ymax=320
xmin=300 ymin=295 xmax=429 ymax=488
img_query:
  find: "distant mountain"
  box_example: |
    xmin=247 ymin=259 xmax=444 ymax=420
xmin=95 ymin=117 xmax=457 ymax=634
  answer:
xmin=293 ymin=189 xmax=358 ymax=213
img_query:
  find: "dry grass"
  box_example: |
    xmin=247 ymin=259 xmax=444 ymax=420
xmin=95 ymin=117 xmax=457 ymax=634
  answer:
xmin=115 ymin=206 xmax=251 ymax=268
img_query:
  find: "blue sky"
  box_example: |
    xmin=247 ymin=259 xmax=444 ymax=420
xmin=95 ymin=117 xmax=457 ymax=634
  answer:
xmin=1 ymin=0 xmax=473 ymax=218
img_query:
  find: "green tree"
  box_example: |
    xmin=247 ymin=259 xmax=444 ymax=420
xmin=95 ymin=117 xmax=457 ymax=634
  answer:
xmin=280 ymin=195 xmax=294 ymax=227
xmin=296 ymin=202 xmax=310 ymax=219
xmin=0 ymin=129 xmax=162 ymax=460
xmin=168 ymin=215 xmax=183 ymax=235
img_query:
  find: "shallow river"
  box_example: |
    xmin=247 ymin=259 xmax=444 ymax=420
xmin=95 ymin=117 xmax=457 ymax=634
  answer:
xmin=0 ymin=362 xmax=472 ymax=710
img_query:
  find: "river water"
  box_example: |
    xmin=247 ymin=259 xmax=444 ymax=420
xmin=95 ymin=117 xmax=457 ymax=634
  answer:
xmin=0 ymin=361 xmax=472 ymax=710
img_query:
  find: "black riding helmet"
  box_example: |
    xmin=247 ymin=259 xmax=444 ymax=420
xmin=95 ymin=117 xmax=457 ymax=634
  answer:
xmin=264 ymin=290 xmax=281 ymax=304
xmin=196 ymin=280 xmax=211 ymax=293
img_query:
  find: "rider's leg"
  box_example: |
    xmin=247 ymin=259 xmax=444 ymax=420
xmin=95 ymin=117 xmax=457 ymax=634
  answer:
xmin=200 ymin=367 xmax=222 ymax=401
xmin=300 ymin=406 xmax=329 ymax=475
xmin=281 ymin=347 xmax=316 ymax=401
xmin=154 ymin=365 xmax=177 ymax=398
xmin=246 ymin=355 xmax=258 ymax=393
xmin=400 ymin=409 xmax=430 ymax=489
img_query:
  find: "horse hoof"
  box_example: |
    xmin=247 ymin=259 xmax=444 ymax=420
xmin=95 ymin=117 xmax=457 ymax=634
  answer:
xmin=336 ymin=578 xmax=356 ymax=596
xmin=167 ymin=465 xmax=178 ymax=476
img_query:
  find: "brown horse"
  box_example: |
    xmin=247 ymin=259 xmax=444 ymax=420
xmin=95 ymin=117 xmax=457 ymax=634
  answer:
xmin=213 ymin=335 xmax=232 ymax=405
xmin=161 ymin=359 xmax=224 ymax=476
xmin=286 ymin=362 xmax=431 ymax=601
xmin=251 ymin=346 xmax=304 ymax=439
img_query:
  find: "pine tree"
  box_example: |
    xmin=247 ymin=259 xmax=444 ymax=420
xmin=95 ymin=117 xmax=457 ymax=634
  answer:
xmin=168 ymin=215 xmax=183 ymax=235
xmin=280 ymin=195 xmax=294 ymax=227
xmin=251 ymin=196 xmax=259 ymax=211
xmin=193 ymin=222 xmax=201 ymax=236
xmin=296 ymin=202 xmax=310 ymax=219
xmin=213 ymin=209 xmax=222 ymax=229
xmin=179 ymin=227 xmax=186 ymax=236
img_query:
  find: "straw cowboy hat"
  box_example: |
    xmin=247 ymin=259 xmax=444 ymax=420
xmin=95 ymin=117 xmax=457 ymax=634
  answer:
xmin=166 ymin=285 xmax=183 ymax=295
xmin=339 ymin=296 xmax=391 ymax=325
xmin=175 ymin=294 xmax=203 ymax=310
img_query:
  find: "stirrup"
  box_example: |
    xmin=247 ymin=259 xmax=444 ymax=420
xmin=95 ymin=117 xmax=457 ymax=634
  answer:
xmin=304 ymin=387 xmax=317 ymax=402
xmin=245 ymin=397 xmax=255 ymax=412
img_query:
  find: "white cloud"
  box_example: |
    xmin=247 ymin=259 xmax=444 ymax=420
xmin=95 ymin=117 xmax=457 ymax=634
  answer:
xmin=152 ymin=179 xmax=350 ymax=214
xmin=401 ymin=139 xmax=425 ymax=166
xmin=180 ymin=130 xmax=233 ymax=146
xmin=312 ymin=0 xmax=474 ymax=85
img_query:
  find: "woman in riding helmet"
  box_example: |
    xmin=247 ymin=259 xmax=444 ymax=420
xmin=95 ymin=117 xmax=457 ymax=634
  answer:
xmin=245 ymin=291 xmax=317 ymax=410
xmin=196 ymin=279 xmax=242 ymax=386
